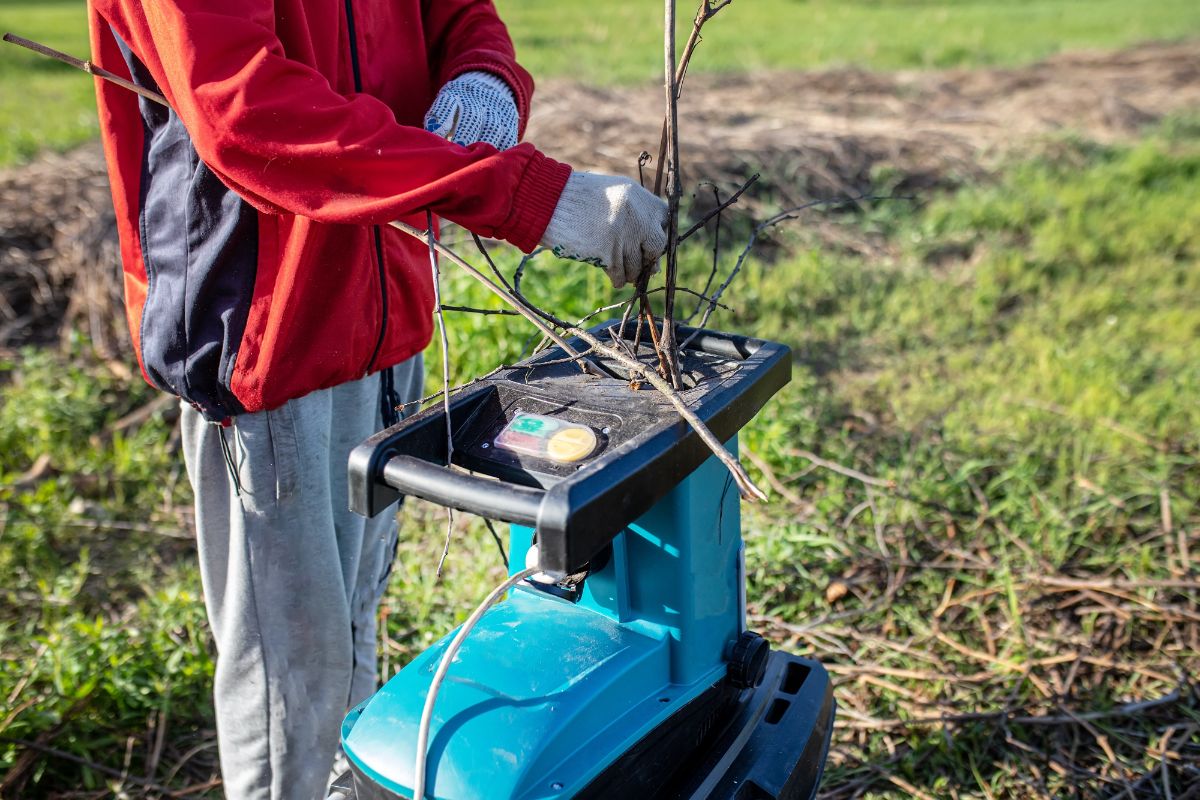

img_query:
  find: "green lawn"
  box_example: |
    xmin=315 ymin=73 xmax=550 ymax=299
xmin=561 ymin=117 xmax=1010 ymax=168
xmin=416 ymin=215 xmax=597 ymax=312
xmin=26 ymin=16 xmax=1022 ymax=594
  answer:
xmin=0 ymin=0 xmax=96 ymax=166
xmin=3 ymin=0 xmax=1200 ymax=167
xmin=498 ymin=0 xmax=1200 ymax=82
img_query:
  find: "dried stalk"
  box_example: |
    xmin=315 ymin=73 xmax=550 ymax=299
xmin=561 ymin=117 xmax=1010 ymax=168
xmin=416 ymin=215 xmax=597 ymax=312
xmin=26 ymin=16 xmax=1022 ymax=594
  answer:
xmin=644 ymin=0 xmax=734 ymax=389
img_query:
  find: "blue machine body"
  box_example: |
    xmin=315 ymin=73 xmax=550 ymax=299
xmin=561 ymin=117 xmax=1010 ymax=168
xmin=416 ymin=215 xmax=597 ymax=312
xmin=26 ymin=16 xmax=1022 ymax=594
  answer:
xmin=341 ymin=447 xmax=742 ymax=800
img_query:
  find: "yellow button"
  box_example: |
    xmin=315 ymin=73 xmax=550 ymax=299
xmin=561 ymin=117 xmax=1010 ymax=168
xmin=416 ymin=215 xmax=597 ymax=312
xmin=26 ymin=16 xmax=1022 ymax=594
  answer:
xmin=546 ymin=426 xmax=598 ymax=463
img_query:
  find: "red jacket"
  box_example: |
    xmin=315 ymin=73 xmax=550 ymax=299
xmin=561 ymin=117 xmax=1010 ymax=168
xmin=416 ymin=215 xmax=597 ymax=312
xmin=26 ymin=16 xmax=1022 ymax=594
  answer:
xmin=87 ymin=0 xmax=571 ymax=420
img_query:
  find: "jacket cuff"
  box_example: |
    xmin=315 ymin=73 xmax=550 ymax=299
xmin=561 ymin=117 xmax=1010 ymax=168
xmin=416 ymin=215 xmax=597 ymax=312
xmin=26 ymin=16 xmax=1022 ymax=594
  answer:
xmin=498 ymin=151 xmax=572 ymax=253
xmin=446 ymin=58 xmax=533 ymax=139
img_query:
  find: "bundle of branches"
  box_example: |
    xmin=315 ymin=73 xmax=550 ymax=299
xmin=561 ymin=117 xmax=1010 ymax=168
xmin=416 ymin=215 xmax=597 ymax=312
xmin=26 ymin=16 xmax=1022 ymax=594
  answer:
xmin=399 ymin=0 xmax=900 ymax=504
xmin=394 ymin=0 xmax=784 ymax=504
xmin=0 ymin=143 xmax=125 ymax=357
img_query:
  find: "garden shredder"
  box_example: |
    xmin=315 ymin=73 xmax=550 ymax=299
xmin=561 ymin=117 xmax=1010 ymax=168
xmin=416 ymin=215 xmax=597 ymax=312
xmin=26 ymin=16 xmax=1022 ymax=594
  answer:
xmin=329 ymin=321 xmax=835 ymax=800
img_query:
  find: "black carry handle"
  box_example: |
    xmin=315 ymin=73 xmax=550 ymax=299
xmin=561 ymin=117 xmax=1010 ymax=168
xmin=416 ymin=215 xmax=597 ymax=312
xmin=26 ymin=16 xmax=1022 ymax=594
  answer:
xmin=381 ymin=454 xmax=545 ymax=526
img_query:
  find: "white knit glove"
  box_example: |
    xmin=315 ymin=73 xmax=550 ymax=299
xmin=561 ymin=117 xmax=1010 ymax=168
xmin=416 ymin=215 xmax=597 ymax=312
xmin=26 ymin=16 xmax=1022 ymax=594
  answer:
xmin=540 ymin=172 xmax=669 ymax=289
xmin=424 ymin=71 xmax=519 ymax=150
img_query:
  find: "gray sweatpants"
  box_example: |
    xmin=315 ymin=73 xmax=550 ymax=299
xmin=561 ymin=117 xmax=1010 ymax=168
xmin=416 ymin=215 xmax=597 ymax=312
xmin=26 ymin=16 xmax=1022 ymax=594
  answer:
xmin=180 ymin=358 xmax=423 ymax=800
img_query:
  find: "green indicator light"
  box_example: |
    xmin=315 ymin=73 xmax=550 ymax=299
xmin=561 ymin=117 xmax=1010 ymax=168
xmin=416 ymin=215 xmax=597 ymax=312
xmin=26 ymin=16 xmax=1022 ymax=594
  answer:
xmin=512 ymin=414 xmax=558 ymax=437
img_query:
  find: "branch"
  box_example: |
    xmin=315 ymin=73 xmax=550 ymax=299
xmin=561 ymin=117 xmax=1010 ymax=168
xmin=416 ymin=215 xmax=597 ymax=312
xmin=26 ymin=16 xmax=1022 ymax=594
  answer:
xmin=438 ymin=305 xmax=519 ymax=316
xmin=678 ymin=173 xmax=759 ymax=244
xmin=787 ymin=448 xmax=896 ymax=489
xmin=692 ymin=182 xmax=725 ymax=321
xmin=651 ymin=0 xmax=733 ymax=195
xmin=10 ymin=30 xmax=767 ymax=502
xmin=426 ymin=211 xmax=458 ymax=578
xmin=390 ymin=221 xmax=611 ymax=379
xmin=658 ymin=0 xmax=684 ymax=389
xmin=470 ymin=233 xmax=515 ymax=292
xmin=682 ymin=193 xmax=903 ymax=345
xmin=3 ymin=33 xmax=169 ymax=107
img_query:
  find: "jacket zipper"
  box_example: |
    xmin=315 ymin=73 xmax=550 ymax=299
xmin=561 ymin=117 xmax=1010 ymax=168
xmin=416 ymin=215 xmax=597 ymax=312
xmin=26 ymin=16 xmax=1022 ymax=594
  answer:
xmin=344 ymin=0 xmax=390 ymax=377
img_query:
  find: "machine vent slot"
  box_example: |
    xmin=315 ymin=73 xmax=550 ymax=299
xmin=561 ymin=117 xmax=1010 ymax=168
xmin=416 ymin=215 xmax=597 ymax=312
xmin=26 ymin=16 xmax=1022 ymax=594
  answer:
xmin=780 ymin=660 xmax=809 ymax=695
xmin=765 ymin=698 xmax=790 ymax=725
xmin=735 ymin=780 xmax=773 ymax=799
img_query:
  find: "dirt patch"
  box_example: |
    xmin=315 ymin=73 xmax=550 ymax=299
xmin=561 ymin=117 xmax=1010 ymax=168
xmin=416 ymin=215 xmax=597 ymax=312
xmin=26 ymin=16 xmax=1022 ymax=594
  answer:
xmin=530 ymin=39 xmax=1200 ymax=204
xmin=3 ymin=40 xmax=1199 ymax=354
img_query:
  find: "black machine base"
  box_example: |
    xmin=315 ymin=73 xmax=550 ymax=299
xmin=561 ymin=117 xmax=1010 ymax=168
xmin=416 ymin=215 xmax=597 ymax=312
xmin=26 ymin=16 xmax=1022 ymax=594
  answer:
xmin=331 ymin=651 xmax=834 ymax=800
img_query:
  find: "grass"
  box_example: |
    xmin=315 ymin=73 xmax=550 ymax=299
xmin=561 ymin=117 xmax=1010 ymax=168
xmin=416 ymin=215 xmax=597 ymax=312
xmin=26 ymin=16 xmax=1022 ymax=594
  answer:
xmin=0 ymin=0 xmax=97 ymax=166
xmin=4 ymin=0 xmax=1200 ymax=166
xmin=3 ymin=117 xmax=1198 ymax=795
xmin=497 ymin=0 xmax=1200 ymax=83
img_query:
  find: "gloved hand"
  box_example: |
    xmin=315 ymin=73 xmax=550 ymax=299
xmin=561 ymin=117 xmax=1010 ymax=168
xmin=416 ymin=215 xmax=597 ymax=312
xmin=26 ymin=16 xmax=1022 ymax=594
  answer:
xmin=424 ymin=71 xmax=519 ymax=150
xmin=540 ymin=172 xmax=669 ymax=289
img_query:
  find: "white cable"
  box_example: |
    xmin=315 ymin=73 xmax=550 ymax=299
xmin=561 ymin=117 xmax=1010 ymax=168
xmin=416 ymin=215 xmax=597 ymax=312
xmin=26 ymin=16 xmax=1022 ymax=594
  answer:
xmin=426 ymin=209 xmax=457 ymax=578
xmin=412 ymin=566 xmax=539 ymax=800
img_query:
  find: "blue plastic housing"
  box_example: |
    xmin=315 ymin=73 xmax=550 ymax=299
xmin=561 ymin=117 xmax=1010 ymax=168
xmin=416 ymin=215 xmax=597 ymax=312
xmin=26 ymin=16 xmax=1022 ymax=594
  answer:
xmin=341 ymin=446 xmax=742 ymax=800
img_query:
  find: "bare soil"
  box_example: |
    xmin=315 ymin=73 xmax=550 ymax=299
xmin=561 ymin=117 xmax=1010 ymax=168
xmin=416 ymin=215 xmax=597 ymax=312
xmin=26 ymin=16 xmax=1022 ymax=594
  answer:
xmin=530 ymin=40 xmax=1200 ymax=203
xmin=3 ymin=40 xmax=1199 ymax=355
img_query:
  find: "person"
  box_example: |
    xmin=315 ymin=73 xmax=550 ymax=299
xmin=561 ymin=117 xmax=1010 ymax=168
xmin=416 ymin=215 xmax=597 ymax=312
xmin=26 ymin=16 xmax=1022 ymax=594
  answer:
xmin=84 ymin=1 xmax=668 ymax=797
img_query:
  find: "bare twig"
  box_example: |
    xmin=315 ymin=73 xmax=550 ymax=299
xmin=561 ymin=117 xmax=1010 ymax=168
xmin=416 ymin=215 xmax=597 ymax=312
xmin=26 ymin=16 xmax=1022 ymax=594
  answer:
xmin=3 ymin=33 xmax=168 ymax=106
xmin=390 ymin=221 xmax=610 ymax=378
xmin=482 ymin=518 xmax=509 ymax=566
xmin=651 ymin=0 xmax=733 ymax=196
xmin=678 ymin=173 xmax=759 ymax=244
xmin=691 ymin=182 xmax=725 ymax=323
xmin=513 ymin=247 xmax=542 ymax=297
xmin=742 ymin=447 xmax=807 ymax=507
xmin=438 ymin=305 xmax=518 ymax=316
xmin=470 ymin=233 xmax=515 ymax=292
xmin=681 ymin=193 xmax=902 ymax=349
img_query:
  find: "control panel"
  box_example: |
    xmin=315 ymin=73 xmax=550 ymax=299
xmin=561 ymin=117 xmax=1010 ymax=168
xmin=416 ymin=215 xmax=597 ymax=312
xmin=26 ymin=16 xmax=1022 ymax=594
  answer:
xmin=348 ymin=321 xmax=791 ymax=574
xmin=494 ymin=413 xmax=600 ymax=464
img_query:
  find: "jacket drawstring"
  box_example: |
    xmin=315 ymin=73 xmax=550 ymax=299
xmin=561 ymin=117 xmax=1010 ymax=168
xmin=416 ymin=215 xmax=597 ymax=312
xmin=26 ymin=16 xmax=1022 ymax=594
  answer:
xmin=216 ymin=421 xmax=244 ymax=497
